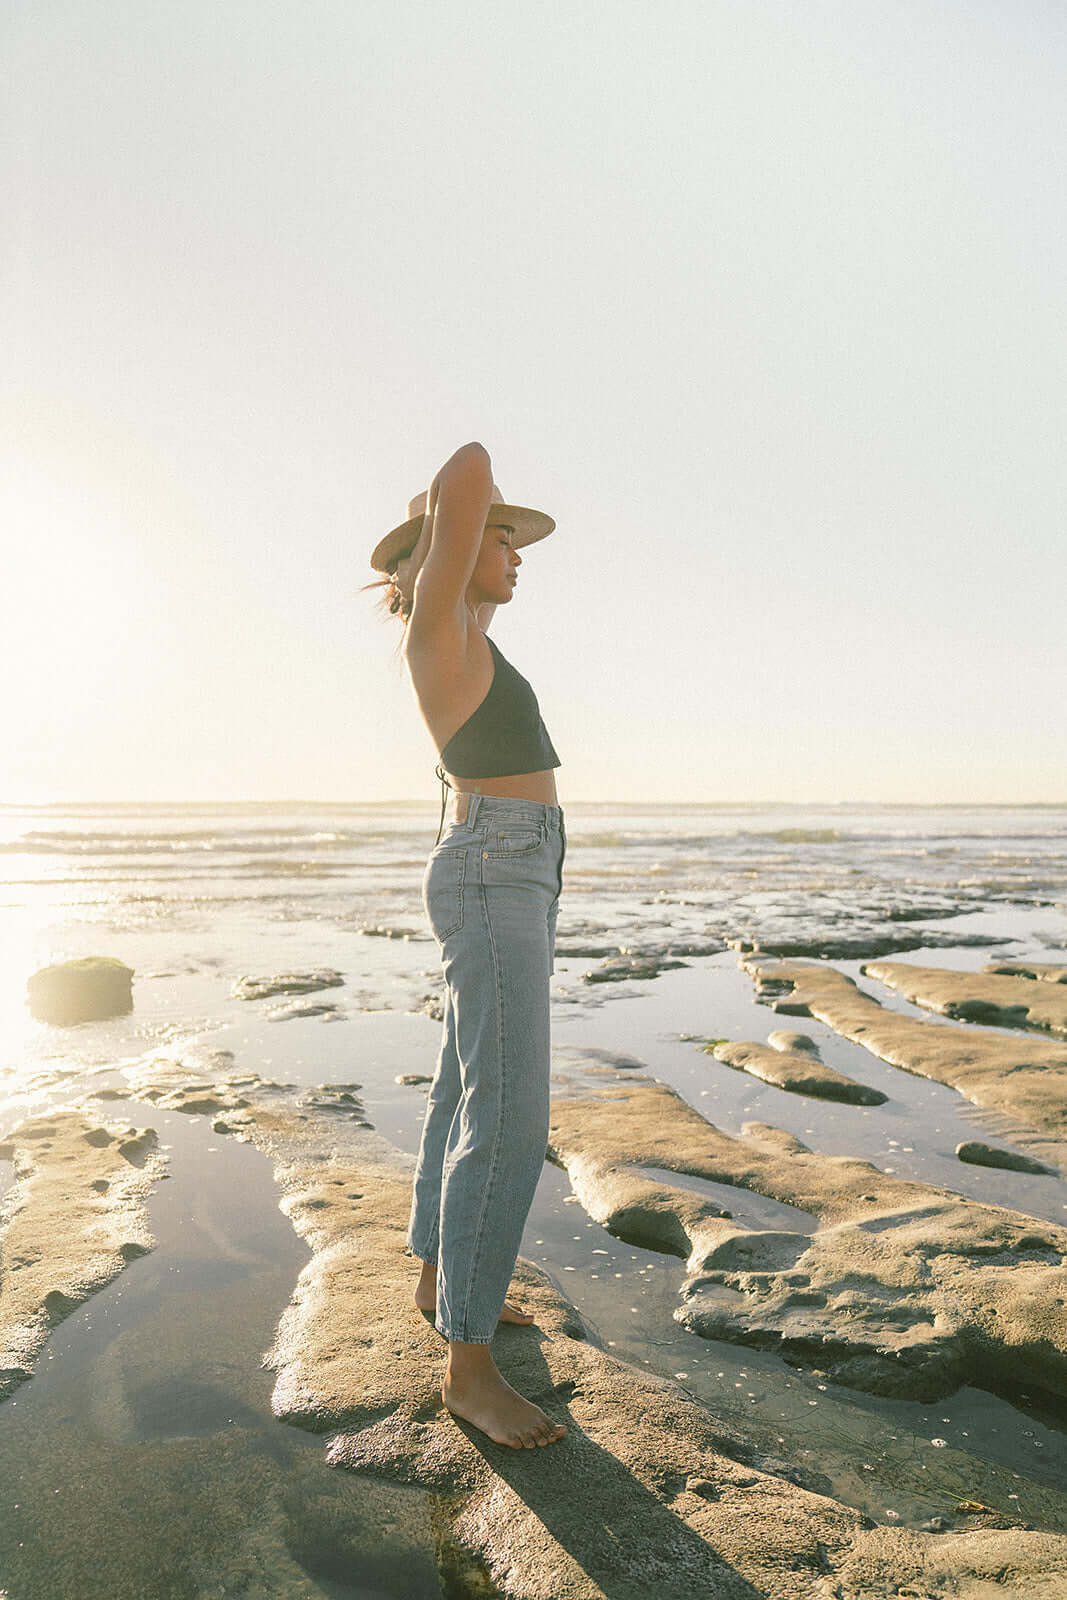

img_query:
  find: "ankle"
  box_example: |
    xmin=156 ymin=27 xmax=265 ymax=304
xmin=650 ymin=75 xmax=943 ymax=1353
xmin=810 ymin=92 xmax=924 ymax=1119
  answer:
xmin=445 ymin=1342 xmax=497 ymax=1379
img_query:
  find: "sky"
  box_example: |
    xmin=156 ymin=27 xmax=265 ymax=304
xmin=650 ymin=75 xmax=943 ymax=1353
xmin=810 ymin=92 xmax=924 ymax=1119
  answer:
xmin=2 ymin=0 xmax=1064 ymax=805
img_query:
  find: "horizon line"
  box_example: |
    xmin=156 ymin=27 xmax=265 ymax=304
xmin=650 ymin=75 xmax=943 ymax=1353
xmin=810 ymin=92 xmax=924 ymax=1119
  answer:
xmin=3 ymin=797 xmax=1066 ymax=810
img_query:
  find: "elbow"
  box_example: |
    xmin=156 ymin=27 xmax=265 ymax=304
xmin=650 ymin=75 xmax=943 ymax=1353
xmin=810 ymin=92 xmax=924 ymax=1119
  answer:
xmin=430 ymin=442 xmax=492 ymax=504
xmin=439 ymin=440 xmax=492 ymax=490
xmin=453 ymin=440 xmax=490 ymax=468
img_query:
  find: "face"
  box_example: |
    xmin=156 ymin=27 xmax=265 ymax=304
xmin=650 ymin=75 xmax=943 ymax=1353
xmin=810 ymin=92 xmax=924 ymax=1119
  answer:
xmin=467 ymin=521 xmax=522 ymax=606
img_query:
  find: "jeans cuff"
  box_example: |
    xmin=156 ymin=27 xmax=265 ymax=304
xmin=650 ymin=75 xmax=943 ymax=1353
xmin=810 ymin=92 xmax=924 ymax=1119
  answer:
xmin=438 ymin=1324 xmax=493 ymax=1344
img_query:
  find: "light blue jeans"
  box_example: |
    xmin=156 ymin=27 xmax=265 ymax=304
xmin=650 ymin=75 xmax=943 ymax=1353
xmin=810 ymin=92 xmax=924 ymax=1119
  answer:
xmin=407 ymin=792 xmax=566 ymax=1343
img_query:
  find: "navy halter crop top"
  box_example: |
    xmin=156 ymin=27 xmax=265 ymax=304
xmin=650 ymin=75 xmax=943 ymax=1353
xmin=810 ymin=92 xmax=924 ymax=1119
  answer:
xmin=439 ymin=633 xmax=561 ymax=779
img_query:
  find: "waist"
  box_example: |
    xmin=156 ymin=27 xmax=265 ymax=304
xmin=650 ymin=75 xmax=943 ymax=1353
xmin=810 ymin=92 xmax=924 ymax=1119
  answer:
xmin=446 ymin=789 xmax=565 ymax=833
xmin=441 ymin=768 xmax=559 ymax=805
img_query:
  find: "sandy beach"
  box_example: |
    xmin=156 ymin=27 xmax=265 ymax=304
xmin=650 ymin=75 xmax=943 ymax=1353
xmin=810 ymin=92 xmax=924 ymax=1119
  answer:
xmin=2 ymin=801 xmax=1066 ymax=1598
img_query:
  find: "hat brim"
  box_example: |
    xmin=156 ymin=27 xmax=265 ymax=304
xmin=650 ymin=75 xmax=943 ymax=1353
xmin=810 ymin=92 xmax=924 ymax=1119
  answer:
xmin=370 ymin=503 xmax=556 ymax=574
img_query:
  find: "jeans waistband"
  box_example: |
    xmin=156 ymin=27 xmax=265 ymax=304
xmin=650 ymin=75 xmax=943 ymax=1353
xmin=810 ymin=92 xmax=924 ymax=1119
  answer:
xmin=460 ymin=792 xmax=565 ymax=832
xmin=434 ymin=763 xmax=564 ymax=846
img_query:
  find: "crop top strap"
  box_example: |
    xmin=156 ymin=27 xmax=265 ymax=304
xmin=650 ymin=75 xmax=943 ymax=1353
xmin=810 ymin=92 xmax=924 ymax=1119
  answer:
xmin=433 ymin=762 xmax=453 ymax=847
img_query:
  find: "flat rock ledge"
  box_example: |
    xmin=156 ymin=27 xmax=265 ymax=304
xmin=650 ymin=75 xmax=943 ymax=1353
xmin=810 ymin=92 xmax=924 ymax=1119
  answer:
xmin=547 ymin=1079 xmax=1067 ymax=1406
xmin=0 ymin=1110 xmax=165 ymax=1400
xmin=956 ymin=1140 xmax=1057 ymax=1177
xmin=581 ymin=951 xmax=693 ymax=984
xmin=709 ymin=1037 xmax=887 ymax=1105
xmin=231 ymin=969 xmax=345 ymax=1000
xmin=742 ymin=955 xmax=1067 ymax=1167
xmin=118 ymin=1062 xmax=1067 ymax=1600
xmin=987 ymin=960 xmax=1067 ymax=985
xmin=864 ymin=958 xmax=1067 ymax=1037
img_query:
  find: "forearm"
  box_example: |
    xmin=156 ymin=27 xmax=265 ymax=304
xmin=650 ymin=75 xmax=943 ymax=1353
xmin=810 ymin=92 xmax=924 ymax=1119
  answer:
xmin=408 ymin=510 xmax=435 ymax=572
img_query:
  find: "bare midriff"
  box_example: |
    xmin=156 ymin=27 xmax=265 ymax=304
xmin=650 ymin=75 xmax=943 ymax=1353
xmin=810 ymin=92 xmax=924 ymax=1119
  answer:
xmin=442 ymin=768 xmax=559 ymax=806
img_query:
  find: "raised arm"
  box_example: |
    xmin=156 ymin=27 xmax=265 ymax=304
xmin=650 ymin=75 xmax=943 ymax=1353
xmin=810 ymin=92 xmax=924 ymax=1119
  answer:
xmin=407 ymin=442 xmax=493 ymax=631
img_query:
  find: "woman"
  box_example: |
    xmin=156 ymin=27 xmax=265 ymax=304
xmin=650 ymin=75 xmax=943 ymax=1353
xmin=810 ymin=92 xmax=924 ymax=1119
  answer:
xmin=368 ymin=440 xmax=568 ymax=1450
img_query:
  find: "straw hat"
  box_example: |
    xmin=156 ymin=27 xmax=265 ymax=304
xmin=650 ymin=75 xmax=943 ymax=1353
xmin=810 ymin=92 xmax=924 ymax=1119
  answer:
xmin=370 ymin=484 xmax=555 ymax=574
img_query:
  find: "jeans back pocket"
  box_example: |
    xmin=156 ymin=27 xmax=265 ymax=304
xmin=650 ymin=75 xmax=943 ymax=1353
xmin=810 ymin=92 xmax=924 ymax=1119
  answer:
xmin=424 ymin=848 xmax=467 ymax=941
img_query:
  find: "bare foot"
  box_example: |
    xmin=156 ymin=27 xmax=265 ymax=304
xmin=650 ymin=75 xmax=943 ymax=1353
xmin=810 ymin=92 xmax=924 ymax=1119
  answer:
xmin=414 ymin=1264 xmax=535 ymax=1326
xmin=442 ymin=1363 xmax=567 ymax=1449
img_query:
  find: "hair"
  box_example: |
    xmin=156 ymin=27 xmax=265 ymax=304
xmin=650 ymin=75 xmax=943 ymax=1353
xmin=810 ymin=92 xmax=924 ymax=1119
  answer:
xmin=362 ymin=570 xmax=412 ymax=625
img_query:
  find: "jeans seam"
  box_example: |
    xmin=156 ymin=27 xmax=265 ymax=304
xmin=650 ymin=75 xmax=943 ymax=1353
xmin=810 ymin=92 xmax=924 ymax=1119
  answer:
xmin=409 ymin=982 xmax=459 ymax=1263
xmin=428 ymin=848 xmax=467 ymax=941
xmin=457 ymin=871 xmax=507 ymax=1341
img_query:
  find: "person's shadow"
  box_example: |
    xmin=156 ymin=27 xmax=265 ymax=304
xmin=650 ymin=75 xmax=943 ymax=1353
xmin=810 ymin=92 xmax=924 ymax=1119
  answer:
xmin=437 ymin=1340 xmax=771 ymax=1600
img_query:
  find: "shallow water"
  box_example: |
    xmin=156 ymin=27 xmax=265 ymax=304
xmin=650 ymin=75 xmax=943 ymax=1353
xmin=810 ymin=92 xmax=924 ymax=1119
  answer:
xmin=0 ymin=1098 xmax=442 ymax=1599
